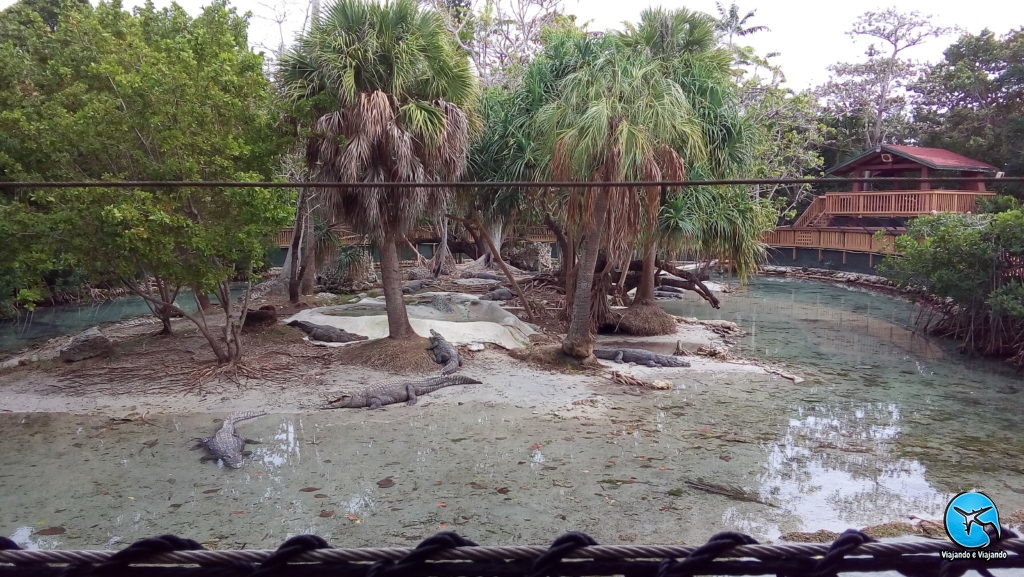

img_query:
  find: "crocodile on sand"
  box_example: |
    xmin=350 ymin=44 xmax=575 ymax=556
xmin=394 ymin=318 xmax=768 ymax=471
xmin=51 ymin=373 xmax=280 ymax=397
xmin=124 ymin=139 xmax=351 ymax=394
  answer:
xmin=287 ymin=320 xmax=368 ymax=343
xmin=426 ymin=329 xmax=462 ymax=374
xmin=193 ymin=411 xmax=266 ymax=468
xmin=324 ymin=375 xmax=481 ymax=410
xmin=594 ymin=347 xmax=691 ymax=368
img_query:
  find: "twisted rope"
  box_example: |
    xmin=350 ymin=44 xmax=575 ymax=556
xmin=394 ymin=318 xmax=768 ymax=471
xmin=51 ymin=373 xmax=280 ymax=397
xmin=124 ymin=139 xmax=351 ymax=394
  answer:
xmin=0 ymin=529 xmax=1020 ymax=577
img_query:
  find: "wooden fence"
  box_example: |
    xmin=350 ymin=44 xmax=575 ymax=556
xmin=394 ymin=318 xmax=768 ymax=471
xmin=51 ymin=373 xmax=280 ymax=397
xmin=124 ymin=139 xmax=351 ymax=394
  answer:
xmin=761 ymin=228 xmax=899 ymax=255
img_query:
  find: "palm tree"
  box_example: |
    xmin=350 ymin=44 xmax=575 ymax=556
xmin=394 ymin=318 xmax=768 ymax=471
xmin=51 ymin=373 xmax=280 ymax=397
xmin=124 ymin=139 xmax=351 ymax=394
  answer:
xmin=713 ymin=1 xmax=768 ymax=48
xmin=534 ymin=31 xmax=706 ymax=358
xmin=279 ymin=0 xmax=476 ymax=339
xmin=616 ymin=8 xmax=755 ymax=333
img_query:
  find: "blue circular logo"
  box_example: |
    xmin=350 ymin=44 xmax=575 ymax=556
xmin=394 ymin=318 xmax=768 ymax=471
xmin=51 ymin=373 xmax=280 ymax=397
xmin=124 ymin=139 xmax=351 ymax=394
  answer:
xmin=944 ymin=492 xmax=1001 ymax=549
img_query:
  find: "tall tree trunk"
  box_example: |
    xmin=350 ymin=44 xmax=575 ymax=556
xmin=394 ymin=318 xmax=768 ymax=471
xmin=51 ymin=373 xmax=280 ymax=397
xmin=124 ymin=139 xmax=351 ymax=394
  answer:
xmin=299 ymin=201 xmax=316 ymax=295
xmin=634 ymin=241 xmax=658 ymax=305
xmin=544 ymin=213 xmax=570 ymax=284
xmin=430 ymin=217 xmax=454 ymax=277
xmin=562 ymin=192 xmax=610 ymax=359
xmin=379 ymin=231 xmax=416 ymax=339
xmin=288 ymin=189 xmax=307 ymax=304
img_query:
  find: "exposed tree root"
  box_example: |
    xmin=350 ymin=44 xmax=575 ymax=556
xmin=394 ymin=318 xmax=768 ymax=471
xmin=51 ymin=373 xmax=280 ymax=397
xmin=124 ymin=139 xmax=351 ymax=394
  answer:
xmin=53 ymin=349 xmax=331 ymax=397
xmin=612 ymin=301 xmax=677 ymax=336
xmin=333 ymin=335 xmax=438 ymax=373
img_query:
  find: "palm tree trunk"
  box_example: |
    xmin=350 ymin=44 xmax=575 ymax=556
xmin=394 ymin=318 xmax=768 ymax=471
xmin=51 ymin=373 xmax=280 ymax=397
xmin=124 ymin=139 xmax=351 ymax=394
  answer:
xmin=299 ymin=200 xmax=316 ymax=295
xmin=562 ymin=191 xmax=610 ymax=359
xmin=379 ymin=231 xmax=416 ymax=339
xmin=634 ymin=240 xmax=658 ymax=304
xmin=288 ymin=188 xmax=307 ymax=304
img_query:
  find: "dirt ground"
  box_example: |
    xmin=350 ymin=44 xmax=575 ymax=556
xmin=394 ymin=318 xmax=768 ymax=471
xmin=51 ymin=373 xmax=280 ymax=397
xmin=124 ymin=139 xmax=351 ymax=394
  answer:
xmin=0 ymin=286 xmax=769 ymax=416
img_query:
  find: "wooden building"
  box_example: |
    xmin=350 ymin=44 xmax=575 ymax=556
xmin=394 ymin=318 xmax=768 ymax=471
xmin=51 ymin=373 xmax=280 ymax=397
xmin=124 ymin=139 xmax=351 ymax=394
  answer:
xmin=764 ymin=145 xmax=999 ymax=264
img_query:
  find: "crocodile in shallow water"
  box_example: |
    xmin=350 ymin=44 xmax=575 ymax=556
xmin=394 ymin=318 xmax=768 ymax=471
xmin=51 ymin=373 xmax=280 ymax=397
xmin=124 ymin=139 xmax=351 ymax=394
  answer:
xmin=594 ymin=347 xmax=691 ymax=367
xmin=426 ymin=329 xmax=462 ymax=374
xmin=324 ymin=375 xmax=482 ymax=410
xmin=194 ymin=411 xmax=266 ymax=468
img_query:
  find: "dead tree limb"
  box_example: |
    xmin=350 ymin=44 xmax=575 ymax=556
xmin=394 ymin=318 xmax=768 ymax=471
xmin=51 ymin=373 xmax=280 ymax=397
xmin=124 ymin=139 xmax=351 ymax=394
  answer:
xmin=447 ymin=213 xmax=537 ymax=323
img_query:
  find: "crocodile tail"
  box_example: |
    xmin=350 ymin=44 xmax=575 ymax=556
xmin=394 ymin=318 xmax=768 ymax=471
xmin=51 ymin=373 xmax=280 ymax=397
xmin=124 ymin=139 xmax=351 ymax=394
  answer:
xmin=440 ymin=375 xmax=482 ymax=385
xmin=228 ymin=410 xmax=268 ymax=424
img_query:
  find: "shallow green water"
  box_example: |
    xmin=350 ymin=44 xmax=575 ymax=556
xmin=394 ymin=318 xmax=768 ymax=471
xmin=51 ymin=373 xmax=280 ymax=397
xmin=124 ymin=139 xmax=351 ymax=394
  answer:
xmin=0 ymin=288 xmax=247 ymax=354
xmin=1 ymin=277 xmax=1022 ymax=552
xmin=661 ymin=277 xmax=1024 ymax=530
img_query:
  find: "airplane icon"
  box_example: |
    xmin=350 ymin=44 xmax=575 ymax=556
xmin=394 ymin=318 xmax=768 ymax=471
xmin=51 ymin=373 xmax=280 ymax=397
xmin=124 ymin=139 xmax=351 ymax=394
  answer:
xmin=953 ymin=506 xmax=998 ymax=537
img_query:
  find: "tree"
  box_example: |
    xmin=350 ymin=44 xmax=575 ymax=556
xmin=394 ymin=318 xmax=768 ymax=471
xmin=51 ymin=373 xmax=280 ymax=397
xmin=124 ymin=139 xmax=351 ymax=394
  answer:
xmin=0 ymin=1 xmax=291 ymax=362
xmin=534 ymin=28 xmax=707 ymax=357
xmin=279 ymin=0 xmax=476 ymax=340
xmin=425 ymin=0 xmax=565 ymax=87
xmin=713 ymin=1 xmax=767 ymax=48
xmin=880 ymin=206 xmax=1024 ymax=367
xmin=816 ymin=9 xmax=954 ymax=155
xmin=912 ymin=28 xmax=1024 ymax=195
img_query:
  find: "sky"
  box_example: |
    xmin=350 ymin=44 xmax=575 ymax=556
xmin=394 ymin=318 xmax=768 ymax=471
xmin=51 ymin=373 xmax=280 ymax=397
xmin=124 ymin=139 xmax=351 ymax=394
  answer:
xmin=2 ymin=0 xmax=1023 ymax=89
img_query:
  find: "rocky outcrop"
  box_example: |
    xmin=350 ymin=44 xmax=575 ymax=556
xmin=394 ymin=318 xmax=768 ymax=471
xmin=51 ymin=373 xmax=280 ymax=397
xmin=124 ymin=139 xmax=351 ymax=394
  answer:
xmin=59 ymin=327 xmax=113 ymax=362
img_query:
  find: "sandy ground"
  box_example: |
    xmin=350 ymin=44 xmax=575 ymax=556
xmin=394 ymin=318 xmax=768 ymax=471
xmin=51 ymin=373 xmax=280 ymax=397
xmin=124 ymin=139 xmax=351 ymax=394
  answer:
xmin=0 ymin=310 xmax=768 ymax=417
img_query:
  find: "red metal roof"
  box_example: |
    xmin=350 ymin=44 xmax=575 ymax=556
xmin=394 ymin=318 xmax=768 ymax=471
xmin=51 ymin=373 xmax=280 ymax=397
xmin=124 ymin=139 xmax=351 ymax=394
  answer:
xmin=829 ymin=145 xmax=999 ymax=174
xmin=885 ymin=145 xmax=998 ymax=171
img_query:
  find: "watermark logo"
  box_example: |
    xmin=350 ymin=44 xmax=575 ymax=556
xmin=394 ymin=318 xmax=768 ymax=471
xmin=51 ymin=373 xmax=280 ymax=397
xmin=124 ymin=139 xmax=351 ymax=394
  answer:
xmin=943 ymin=492 xmax=1000 ymax=549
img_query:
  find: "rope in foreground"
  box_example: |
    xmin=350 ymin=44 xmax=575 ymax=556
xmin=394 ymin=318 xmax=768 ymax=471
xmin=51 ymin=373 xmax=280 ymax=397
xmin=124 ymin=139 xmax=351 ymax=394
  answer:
xmin=2 ymin=529 xmax=1023 ymax=577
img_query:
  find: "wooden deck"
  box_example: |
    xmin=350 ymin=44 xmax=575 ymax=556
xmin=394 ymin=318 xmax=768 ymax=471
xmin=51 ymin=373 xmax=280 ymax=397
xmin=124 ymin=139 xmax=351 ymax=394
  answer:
xmin=761 ymin=228 xmax=898 ymax=255
xmin=823 ymin=190 xmax=994 ymax=217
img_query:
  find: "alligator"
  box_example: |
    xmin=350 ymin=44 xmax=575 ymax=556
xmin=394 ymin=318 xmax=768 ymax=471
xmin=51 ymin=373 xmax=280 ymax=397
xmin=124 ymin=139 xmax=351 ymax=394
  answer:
xmin=403 ymin=279 xmax=438 ymax=293
xmin=194 ymin=411 xmax=266 ymax=468
xmin=287 ymin=320 xmax=368 ymax=343
xmin=461 ymin=272 xmax=504 ymax=281
xmin=593 ymin=347 xmax=691 ymax=368
xmin=426 ymin=329 xmax=462 ymax=374
xmin=480 ymin=287 xmax=515 ymax=301
xmin=324 ymin=375 xmax=482 ymax=410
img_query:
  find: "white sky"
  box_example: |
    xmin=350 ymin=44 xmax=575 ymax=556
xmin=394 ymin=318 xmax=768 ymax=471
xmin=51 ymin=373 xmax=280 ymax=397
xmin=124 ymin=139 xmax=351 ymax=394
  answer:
xmin=2 ymin=0 xmax=1022 ymax=89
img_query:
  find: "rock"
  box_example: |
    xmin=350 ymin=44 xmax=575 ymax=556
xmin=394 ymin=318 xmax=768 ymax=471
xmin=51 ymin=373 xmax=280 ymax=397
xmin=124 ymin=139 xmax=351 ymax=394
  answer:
xmin=59 ymin=327 xmax=113 ymax=362
xmin=467 ymin=343 xmax=485 ymax=352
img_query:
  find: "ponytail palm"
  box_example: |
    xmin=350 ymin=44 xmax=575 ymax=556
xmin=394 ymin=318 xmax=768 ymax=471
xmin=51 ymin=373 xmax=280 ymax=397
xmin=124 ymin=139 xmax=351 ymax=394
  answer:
xmin=279 ymin=0 xmax=476 ymax=339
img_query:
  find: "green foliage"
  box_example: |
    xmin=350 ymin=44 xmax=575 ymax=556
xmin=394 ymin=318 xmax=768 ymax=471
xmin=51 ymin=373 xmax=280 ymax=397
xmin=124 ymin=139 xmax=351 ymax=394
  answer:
xmin=912 ymin=28 xmax=1024 ymax=195
xmin=881 ymin=210 xmax=1024 ymax=365
xmin=660 ymin=185 xmax=775 ymax=281
xmin=0 ymin=1 xmax=290 ymax=322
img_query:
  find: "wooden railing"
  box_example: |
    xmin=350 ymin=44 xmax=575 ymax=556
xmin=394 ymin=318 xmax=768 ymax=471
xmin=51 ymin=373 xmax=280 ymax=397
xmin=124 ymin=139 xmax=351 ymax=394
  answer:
xmin=793 ymin=196 xmax=827 ymax=228
xmin=762 ymin=228 xmax=898 ymax=254
xmin=824 ymin=190 xmax=994 ymax=217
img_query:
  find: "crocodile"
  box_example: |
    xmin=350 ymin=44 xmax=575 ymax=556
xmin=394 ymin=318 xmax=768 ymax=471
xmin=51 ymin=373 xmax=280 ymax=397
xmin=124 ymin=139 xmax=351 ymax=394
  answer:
xmin=324 ymin=375 xmax=482 ymax=410
xmin=194 ymin=411 xmax=266 ymax=468
xmin=426 ymin=329 xmax=462 ymax=374
xmin=480 ymin=287 xmax=515 ymax=301
xmin=594 ymin=347 xmax=691 ymax=368
xmin=287 ymin=320 xmax=368 ymax=343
